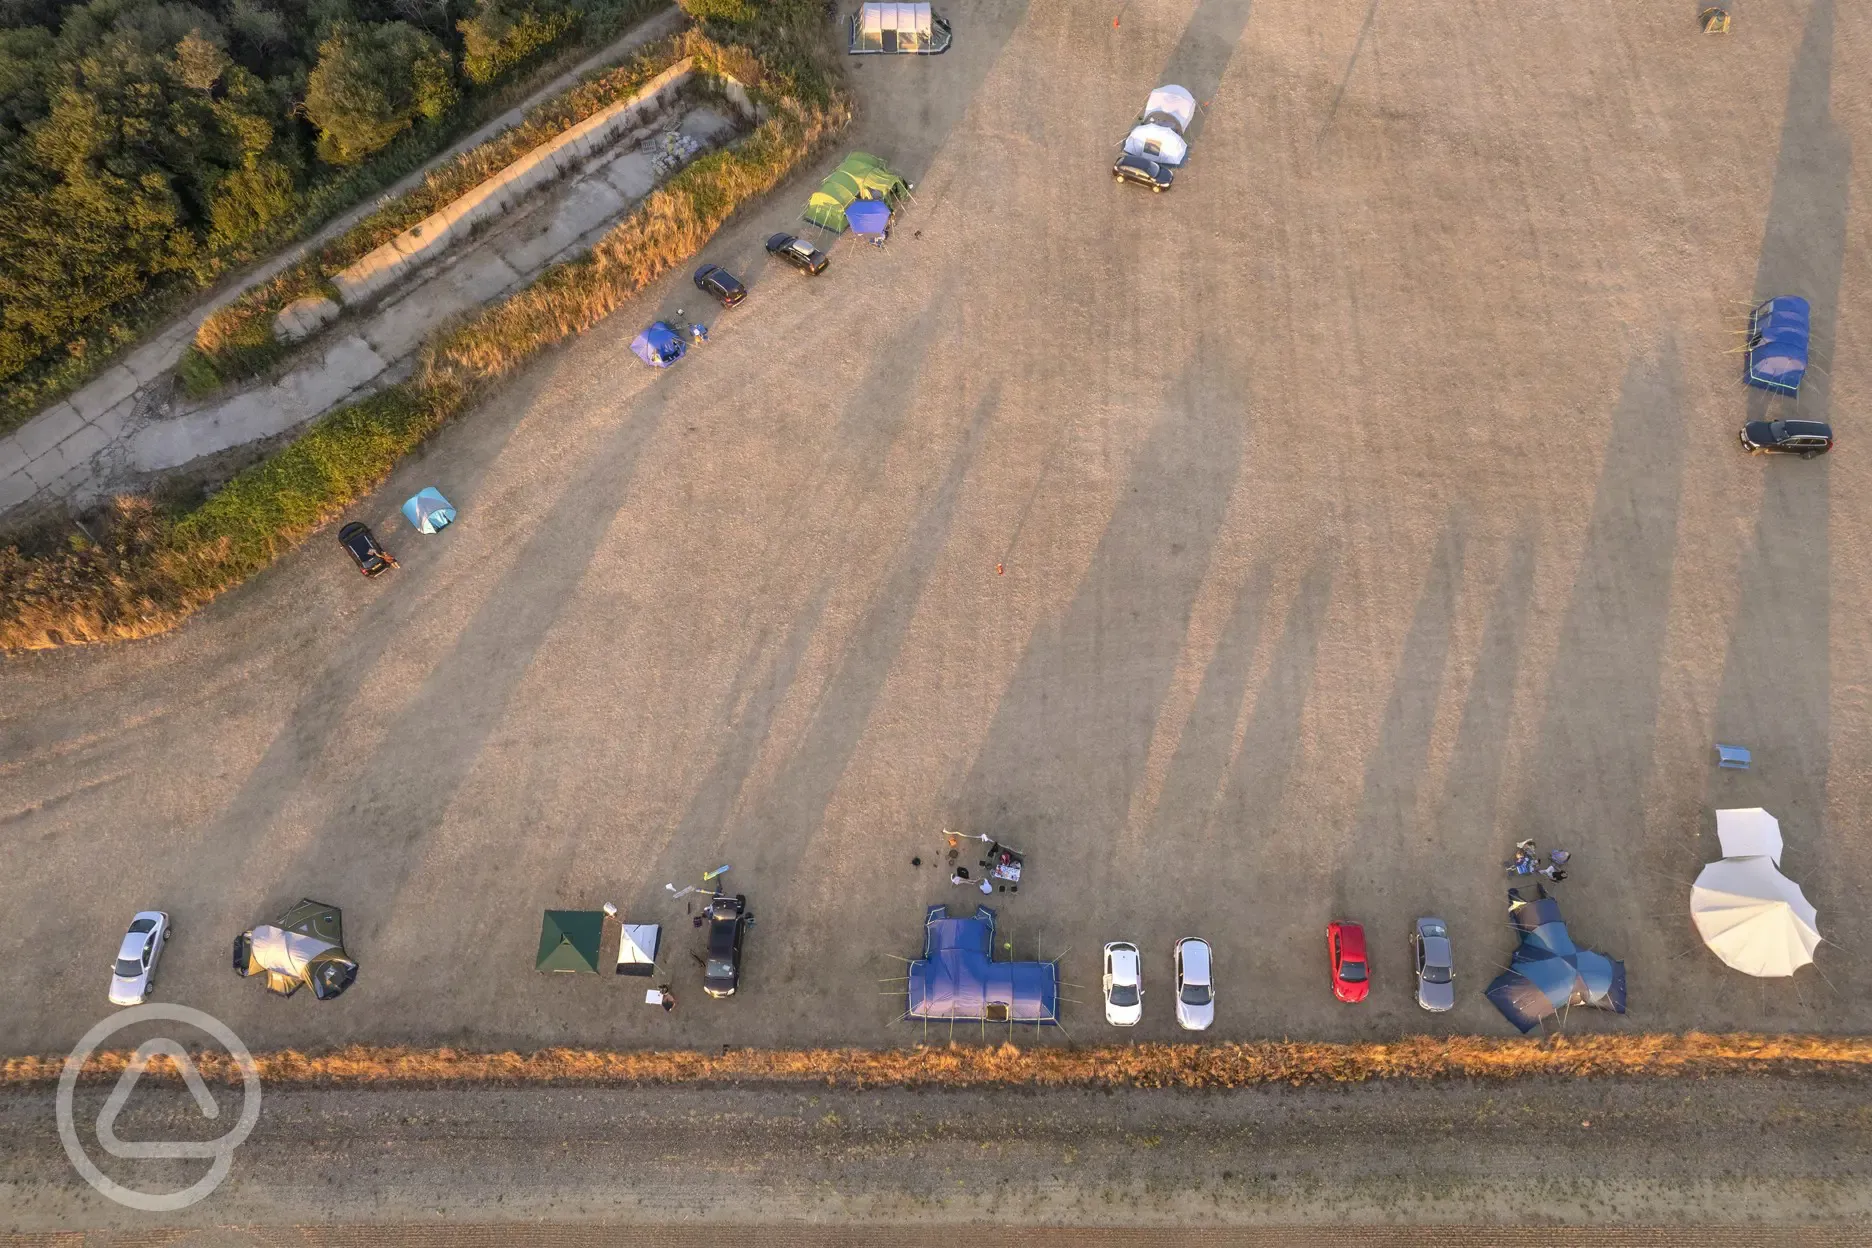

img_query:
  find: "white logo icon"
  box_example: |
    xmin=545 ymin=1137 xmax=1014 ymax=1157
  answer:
xmin=57 ymin=1004 xmax=262 ymax=1211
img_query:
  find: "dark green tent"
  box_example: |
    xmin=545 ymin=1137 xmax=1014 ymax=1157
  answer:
xmin=536 ymin=909 xmax=605 ymax=973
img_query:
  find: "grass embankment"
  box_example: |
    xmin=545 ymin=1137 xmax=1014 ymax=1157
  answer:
xmin=9 ymin=1035 xmax=1872 ymax=1088
xmin=0 ymin=24 xmax=847 ymax=655
xmin=0 ymin=0 xmax=668 ymax=436
xmin=182 ymin=26 xmax=720 ymax=396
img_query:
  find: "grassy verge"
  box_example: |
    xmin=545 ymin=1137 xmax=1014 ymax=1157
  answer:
xmin=0 ymin=28 xmax=847 ymax=655
xmin=9 ymin=1034 xmax=1872 ymax=1087
xmin=0 ymin=0 xmax=669 ymax=435
xmin=183 ymin=22 xmax=720 ymax=397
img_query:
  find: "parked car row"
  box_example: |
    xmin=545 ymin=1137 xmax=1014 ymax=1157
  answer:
xmin=1099 ymin=918 xmax=1457 ymax=1027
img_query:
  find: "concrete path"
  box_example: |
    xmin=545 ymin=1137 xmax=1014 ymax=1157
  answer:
xmin=0 ymin=3 xmax=685 ymax=519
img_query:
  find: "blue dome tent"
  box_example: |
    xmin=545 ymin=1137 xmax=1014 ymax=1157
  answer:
xmin=1485 ymin=887 xmax=1626 ymax=1033
xmin=401 ymin=487 xmax=456 ymax=534
xmin=630 ymin=321 xmax=687 ymax=368
xmin=904 ymin=904 xmax=1058 ymax=1025
xmin=1745 ymin=296 xmax=1810 ymax=396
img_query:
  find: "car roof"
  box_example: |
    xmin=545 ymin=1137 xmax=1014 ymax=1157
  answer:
xmin=1107 ymin=945 xmax=1140 ymax=977
xmin=116 ymin=931 xmax=147 ymax=960
xmin=1421 ymin=936 xmax=1452 ymax=966
xmin=1179 ymin=938 xmax=1210 ymax=980
xmin=1116 ymin=153 xmax=1161 ymax=172
xmin=1336 ymin=923 xmax=1367 ymax=958
xmin=1783 ymin=420 xmax=1832 ymax=436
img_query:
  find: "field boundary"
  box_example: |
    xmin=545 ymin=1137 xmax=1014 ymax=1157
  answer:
xmin=9 ymin=1034 xmax=1872 ymax=1087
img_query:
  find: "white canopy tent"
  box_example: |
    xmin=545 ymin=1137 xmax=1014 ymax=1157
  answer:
xmin=1123 ymin=123 xmax=1188 ymax=166
xmin=851 ymin=3 xmax=950 ymax=53
xmin=615 ymin=923 xmax=661 ymax=976
xmin=1715 ymin=806 xmax=1783 ymax=864
xmin=1142 ymin=84 xmax=1197 ymax=134
xmin=1691 ymin=855 xmax=1821 ymax=978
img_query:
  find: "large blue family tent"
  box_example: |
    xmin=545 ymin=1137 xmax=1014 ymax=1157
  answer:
xmin=1486 ymin=887 xmax=1626 ymax=1034
xmin=905 ymin=904 xmax=1059 ymax=1024
xmin=630 ymin=321 xmax=687 ymax=368
xmin=1745 ymin=296 xmax=1810 ymax=396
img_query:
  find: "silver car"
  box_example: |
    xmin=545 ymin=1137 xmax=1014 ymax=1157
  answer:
xmin=1173 ymin=937 xmax=1215 ymax=1030
xmin=1411 ymin=916 xmax=1454 ymax=1012
xmin=109 ymin=911 xmax=170 ymax=1006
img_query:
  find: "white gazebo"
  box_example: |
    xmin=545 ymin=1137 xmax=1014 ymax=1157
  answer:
xmin=1690 ymin=855 xmax=1820 ymax=978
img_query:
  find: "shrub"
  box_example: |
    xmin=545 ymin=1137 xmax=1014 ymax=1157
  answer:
xmin=303 ymin=22 xmax=460 ymax=166
xmin=459 ymin=0 xmax=580 ymax=87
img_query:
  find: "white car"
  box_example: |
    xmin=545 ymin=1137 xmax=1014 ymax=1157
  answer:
xmin=1174 ymin=937 xmax=1215 ymax=1030
xmin=1102 ymin=941 xmax=1144 ymax=1025
xmin=108 ymin=911 xmax=170 ymax=1006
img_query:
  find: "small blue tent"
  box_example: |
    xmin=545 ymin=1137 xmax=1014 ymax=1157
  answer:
xmin=1485 ymin=888 xmax=1626 ymax=1034
xmin=1745 ymin=296 xmax=1810 ymax=396
xmin=401 ymin=487 xmax=455 ymax=534
xmin=905 ymin=904 xmax=1059 ymax=1024
xmin=845 ymin=199 xmax=891 ymax=237
xmin=630 ymin=321 xmax=687 ymax=368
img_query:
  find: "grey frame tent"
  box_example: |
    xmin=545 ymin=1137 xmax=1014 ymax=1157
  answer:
xmin=232 ymin=899 xmax=358 ymax=1000
xmin=849 ymin=2 xmax=951 ymax=54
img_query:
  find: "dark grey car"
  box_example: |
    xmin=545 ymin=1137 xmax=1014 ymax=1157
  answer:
xmin=1411 ymin=916 xmax=1454 ymax=1012
xmin=1112 ymin=153 xmax=1172 ymax=192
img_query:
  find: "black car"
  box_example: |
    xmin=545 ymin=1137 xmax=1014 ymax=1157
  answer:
xmin=703 ymin=892 xmax=748 ymax=998
xmin=1740 ymin=418 xmax=1833 ymax=458
xmin=1113 ymin=153 xmax=1173 ymax=192
xmin=693 ymin=263 xmax=747 ymax=307
xmin=766 ymin=233 xmax=829 ymax=275
xmin=338 ymin=521 xmax=397 ymax=576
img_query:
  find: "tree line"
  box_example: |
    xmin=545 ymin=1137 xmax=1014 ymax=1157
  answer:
xmin=0 ymin=0 xmax=600 ymax=403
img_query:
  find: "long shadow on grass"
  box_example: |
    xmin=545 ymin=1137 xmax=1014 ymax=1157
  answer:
xmin=248 ymin=391 xmax=672 ymax=948
xmin=1701 ymin=0 xmax=1847 ymax=1027
xmin=1156 ymin=0 xmax=1256 ymax=142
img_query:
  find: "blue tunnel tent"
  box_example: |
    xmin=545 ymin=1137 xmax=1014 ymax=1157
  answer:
xmin=630 ymin=321 xmax=687 ymax=368
xmin=401 ymin=487 xmax=455 ymax=534
xmin=1486 ymin=887 xmax=1626 ymax=1034
xmin=906 ymin=904 xmax=1059 ymax=1024
xmin=845 ymin=199 xmax=891 ymax=237
xmin=1746 ymin=296 xmax=1810 ymax=395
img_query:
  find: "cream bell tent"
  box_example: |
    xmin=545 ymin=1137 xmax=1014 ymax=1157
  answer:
xmin=1691 ymin=854 xmax=1821 ymax=978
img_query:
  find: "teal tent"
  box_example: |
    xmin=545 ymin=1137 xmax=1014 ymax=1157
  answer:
xmin=537 ymin=910 xmax=605 ymax=973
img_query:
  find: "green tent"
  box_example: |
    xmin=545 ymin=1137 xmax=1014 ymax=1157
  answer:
xmin=536 ymin=909 xmax=605 ymax=973
xmin=804 ymin=152 xmax=910 ymax=231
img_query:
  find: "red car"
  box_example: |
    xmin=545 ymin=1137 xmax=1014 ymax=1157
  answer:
xmin=1327 ymin=921 xmax=1369 ymax=1003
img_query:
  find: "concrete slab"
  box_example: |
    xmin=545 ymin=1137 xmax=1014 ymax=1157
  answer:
xmin=600 ymin=150 xmax=659 ymax=199
xmin=362 ymin=253 xmax=520 ymax=360
xmin=0 ymin=468 xmax=38 ymax=511
xmin=69 ymin=366 xmax=138 ymax=423
xmin=122 ymin=333 xmax=187 ymax=385
xmin=48 ymin=420 xmax=116 ymax=474
xmin=678 ymin=105 xmax=737 ymax=142
xmin=8 ymin=402 xmax=84 ymax=463
xmin=501 ymin=178 xmax=630 ymax=273
xmin=283 ymin=335 xmax=389 ymax=416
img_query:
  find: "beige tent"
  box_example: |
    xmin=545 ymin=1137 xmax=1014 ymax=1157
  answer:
xmin=850 ymin=2 xmax=952 ymax=54
xmin=1690 ymin=855 xmax=1820 ymax=978
xmin=1715 ymin=806 xmax=1783 ymax=863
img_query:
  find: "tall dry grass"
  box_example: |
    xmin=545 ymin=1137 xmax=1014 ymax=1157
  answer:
xmin=10 ymin=1035 xmax=1872 ymax=1088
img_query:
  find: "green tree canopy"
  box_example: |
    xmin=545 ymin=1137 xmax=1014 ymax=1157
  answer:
xmin=303 ymin=20 xmax=457 ymax=165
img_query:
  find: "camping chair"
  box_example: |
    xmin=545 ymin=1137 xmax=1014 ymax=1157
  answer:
xmin=1698 ymin=8 xmax=1729 ymax=33
xmin=1716 ymin=744 xmax=1751 ymax=770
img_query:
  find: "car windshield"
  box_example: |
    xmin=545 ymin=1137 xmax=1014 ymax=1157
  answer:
xmin=706 ymin=958 xmax=734 ymax=979
xmin=113 ymin=957 xmax=143 ymax=978
xmin=128 ymin=918 xmax=156 ymax=934
xmin=1340 ymin=960 xmax=1368 ymax=983
xmin=1109 ymin=984 xmax=1139 ymax=1007
xmin=1422 ymin=964 xmax=1451 ymax=985
xmin=1179 ymin=982 xmax=1211 ymax=1006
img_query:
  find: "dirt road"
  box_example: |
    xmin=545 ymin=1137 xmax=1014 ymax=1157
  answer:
xmin=6 ymin=1075 xmax=1872 ymax=1239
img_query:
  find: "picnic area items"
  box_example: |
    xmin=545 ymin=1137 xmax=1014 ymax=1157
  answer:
xmin=1485 ymin=887 xmax=1625 ymax=1033
xmin=401 ymin=487 xmax=455 ymax=534
xmin=849 ymin=2 xmax=951 ymax=54
xmin=904 ymin=904 xmax=1059 ymax=1025
xmin=536 ymin=909 xmax=606 ymax=973
xmin=629 ymin=321 xmax=687 ymax=368
xmin=985 ymin=841 xmax=1023 ymax=884
xmin=231 ymin=899 xmax=358 ymax=1000
xmin=1745 ymin=296 xmax=1810 ymax=396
